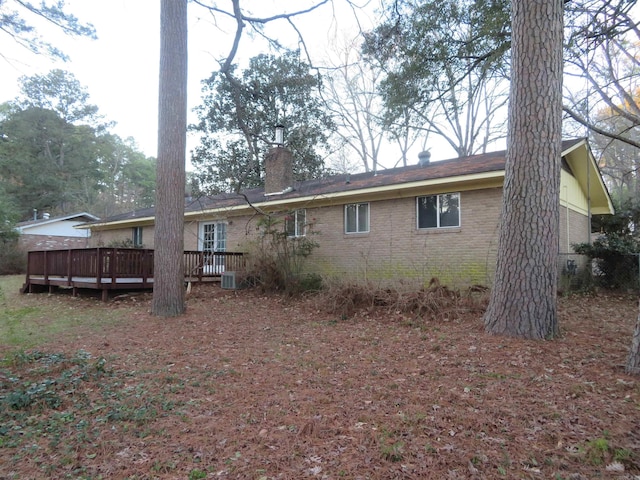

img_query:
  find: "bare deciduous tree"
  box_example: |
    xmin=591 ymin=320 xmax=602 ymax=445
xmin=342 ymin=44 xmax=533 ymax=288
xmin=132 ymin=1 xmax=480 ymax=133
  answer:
xmin=323 ymin=38 xmax=386 ymax=173
xmin=563 ymin=0 xmax=640 ymax=150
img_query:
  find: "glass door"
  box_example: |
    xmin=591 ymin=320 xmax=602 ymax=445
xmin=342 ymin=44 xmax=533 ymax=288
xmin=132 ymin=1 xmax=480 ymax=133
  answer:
xmin=199 ymin=222 xmax=227 ymax=274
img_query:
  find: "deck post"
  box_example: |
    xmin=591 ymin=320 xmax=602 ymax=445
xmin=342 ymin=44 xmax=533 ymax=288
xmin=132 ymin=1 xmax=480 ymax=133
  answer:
xmin=141 ymin=249 xmax=147 ymax=285
xmin=66 ymin=249 xmax=72 ymax=286
xmin=23 ymin=251 xmax=32 ymax=294
xmin=96 ymin=248 xmax=103 ymax=289
xmin=110 ymin=248 xmax=117 ymax=284
xmin=43 ymin=250 xmax=48 ymax=283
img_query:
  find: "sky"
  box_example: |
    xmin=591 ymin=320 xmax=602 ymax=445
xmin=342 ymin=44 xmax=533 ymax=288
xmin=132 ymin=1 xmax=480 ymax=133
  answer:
xmin=1 ymin=0 xmax=454 ymax=168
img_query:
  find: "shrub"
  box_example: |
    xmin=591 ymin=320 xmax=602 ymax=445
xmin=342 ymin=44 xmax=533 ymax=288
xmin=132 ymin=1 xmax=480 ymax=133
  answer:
xmin=243 ymin=213 xmax=320 ymax=295
xmin=317 ymin=277 xmax=488 ymax=320
xmin=573 ymin=196 xmax=640 ymax=290
xmin=0 ymin=239 xmax=26 ymax=275
xmin=573 ymin=235 xmax=639 ymax=289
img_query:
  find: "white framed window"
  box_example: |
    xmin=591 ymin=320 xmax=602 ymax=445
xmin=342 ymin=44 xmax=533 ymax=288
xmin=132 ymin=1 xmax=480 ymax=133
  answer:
xmin=285 ymin=209 xmax=306 ymax=237
xmin=417 ymin=193 xmax=460 ymax=229
xmin=132 ymin=227 xmax=143 ymax=247
xmin=345 ymin=202 xmax=369 ymax=234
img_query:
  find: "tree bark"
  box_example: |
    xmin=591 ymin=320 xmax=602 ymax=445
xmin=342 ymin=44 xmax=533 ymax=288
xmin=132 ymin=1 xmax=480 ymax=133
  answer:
xmin=483 ymin=0 xmax=564 ymax=339
xmin=626 ymin=300 xmax=640 ymax=376
xmin=152 ymin=0 xmax=188 ymax=317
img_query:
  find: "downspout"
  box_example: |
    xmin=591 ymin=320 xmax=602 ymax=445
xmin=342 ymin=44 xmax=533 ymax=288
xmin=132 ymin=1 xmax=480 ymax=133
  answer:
xmin=587 ymin=153 xmax=592 ymax=244
xmin=564 ymin=184 xmax=570 ymax=253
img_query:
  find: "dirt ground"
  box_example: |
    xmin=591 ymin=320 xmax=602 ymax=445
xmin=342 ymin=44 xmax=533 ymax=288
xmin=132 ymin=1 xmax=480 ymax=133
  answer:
xmin=1 ymin=284 xmax=639 ymax=479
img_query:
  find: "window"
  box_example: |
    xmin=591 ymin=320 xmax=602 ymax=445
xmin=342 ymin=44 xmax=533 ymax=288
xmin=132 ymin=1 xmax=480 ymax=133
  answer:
xmin=417 ymin=193 xmax=460 ymax=229
xmin=285 ymin=209 xmax=306 ymax=237
xmin=132 ymin=227 xmax=143 ymax=247
xmin=345 ymin=202 xmax=369 ymax=234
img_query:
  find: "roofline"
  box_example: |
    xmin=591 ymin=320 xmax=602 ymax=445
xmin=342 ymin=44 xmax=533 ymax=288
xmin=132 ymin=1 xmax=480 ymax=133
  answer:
xmin=88 ymin=170 xmax=505 ymax=230
xmin=194 ymin=170 xmax=504 ymax=213
xmin=17 ymin=212 xmax=100 ymax=231
xmin=86 ymin=138 xmax=615 ymax=231
xmin=561 ymin=137 xmax=587 ymax=156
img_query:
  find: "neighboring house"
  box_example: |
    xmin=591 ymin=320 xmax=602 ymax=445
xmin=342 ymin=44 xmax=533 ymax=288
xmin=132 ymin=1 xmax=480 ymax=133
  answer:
xmin=83 ymin=138 xmax=613 ymax=286
xmin=16 ymin=212 xmax=99 ymax=251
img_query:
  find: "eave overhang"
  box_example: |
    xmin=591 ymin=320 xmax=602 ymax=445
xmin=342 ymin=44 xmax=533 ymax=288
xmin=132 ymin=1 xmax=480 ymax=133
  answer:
xmin=88 ymin=171 xmax=505 ymax=230
xmin=85 ymin=139 xmax=615 ymax=232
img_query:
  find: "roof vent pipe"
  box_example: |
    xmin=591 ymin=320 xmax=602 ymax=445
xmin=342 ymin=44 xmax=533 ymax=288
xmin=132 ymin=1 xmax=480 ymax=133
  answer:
xmin=418 ymin=150 xmax=431 ymax=166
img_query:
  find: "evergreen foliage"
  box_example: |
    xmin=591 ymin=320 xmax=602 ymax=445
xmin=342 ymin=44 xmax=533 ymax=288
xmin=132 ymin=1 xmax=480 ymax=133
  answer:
xmin=191 ymin=50 xmax=334 ymax=193
xmin=0 ymin=71 xmax=155 ymax=221
xmin=574 ymin=197 xmax=640 ymax=289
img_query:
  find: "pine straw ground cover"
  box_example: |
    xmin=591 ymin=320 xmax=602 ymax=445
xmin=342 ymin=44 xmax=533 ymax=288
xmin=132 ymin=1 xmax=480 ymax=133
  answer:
xmin=0 ymin=283 xmax=639 ymax=479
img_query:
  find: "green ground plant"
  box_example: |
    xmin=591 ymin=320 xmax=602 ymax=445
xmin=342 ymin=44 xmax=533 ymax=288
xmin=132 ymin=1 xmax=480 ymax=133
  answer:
xmin=0 ymin=349 xmax=190 ymax=477
xmin=584 ymin=437 xmax=609 ymax=465
xmin=0 ymin=275 xmax=126 ymax=350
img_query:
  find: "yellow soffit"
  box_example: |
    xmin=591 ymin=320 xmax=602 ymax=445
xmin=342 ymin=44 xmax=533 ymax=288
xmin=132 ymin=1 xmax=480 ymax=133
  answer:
xmin=85 ymin=217 xmax=155 ymax=231
xmin=563 ymin=141 xmax=614 ymax=215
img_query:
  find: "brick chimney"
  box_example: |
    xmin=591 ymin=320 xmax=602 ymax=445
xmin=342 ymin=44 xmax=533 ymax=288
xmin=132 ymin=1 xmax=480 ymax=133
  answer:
xmin=264 ymin=146 xmax=294 ymax=195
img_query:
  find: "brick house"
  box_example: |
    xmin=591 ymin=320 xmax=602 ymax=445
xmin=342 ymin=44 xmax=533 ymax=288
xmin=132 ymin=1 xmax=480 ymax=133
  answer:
xmin=83 ymin=138 xmax=613 ymax=286
xmin=17 ymin=212 xmax=99 ymax=251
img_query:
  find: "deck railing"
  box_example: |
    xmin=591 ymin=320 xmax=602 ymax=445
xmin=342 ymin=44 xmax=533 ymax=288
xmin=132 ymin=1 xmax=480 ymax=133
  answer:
xmin=183 ymin=250 xmax=246 ymax=280
xmin=25 ymin=248 xmax=245 ymax=285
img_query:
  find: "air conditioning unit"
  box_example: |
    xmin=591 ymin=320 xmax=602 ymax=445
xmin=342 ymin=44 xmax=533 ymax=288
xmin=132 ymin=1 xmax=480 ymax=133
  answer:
xmin=221 ymin=271 xmax=237 ymax=290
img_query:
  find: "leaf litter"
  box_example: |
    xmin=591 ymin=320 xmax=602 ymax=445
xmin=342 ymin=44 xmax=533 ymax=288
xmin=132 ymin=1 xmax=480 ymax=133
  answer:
xmin=0 ymin=285 xmax=638 ymax=479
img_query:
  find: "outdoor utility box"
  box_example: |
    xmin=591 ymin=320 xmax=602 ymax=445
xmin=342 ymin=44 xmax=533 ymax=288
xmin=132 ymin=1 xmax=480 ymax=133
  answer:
xmin=221 ymin=271 xmax=237 ymax=290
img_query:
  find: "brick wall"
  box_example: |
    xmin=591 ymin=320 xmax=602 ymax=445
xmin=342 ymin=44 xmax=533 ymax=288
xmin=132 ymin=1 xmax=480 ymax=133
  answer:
xmin=88 ymin=186 xmax=593 ymax=288
xmin=294 ymin=188 xmax=503 ymax=287
xmin=19 ymin=234 xmax=90 ymax=251
xmin=196 ymin=187 xmax=504 ymax=287
xmin=89 ymin=227 xmax=156 ymax=248
xmin=558 ymin=206 xmax=590 ymax=254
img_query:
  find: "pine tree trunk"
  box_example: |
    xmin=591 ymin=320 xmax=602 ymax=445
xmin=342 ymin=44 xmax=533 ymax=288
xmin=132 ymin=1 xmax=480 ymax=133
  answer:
xmin=626 ymin=300 xmax=640 ymax=376
xmin=152 ymin=0 xmax=188 ymax=317
xmin=483 ymin=0 xmax=564 ymax=339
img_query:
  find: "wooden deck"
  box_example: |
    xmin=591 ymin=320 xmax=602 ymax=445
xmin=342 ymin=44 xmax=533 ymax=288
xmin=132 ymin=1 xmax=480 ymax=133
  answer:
xmin=22 ymin=248 xmax=245 ymax=301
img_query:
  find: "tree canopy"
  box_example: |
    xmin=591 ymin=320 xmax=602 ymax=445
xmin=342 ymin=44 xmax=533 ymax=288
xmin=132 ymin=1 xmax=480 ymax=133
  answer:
xmin=0 ymin=0 xmax=95 ymax=61
xmin=16 ymin=69 xmax=102 ymax=126
xmin=363 ymin=0 xmax=639 ymax=158
xmin=0 ymin=105 xmax=100 ymax=217
xmin=0 ymin=70 xmax=155 ymax=221
xmin=191 ymin=50 xmax=334 ymax=194
xmin=362 ymin=0 xmax=510 ymax=157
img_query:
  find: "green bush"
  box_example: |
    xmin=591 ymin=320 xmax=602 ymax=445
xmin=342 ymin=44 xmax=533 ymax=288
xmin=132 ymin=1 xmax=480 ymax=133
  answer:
xmin=243 ymin=213 xmax=321 ymax=295
xmin=573 ymin=196 xmax=640 ymax=290
xmin=0 ymin=239 xmax=26 ymax=275
xmin=574 ymin=235 xmax=639 ymax=289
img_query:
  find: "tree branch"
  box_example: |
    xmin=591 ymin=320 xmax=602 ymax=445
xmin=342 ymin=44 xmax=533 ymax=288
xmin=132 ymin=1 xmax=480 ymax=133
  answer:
xmin=563 ymin=105 xmax=640 ymax=150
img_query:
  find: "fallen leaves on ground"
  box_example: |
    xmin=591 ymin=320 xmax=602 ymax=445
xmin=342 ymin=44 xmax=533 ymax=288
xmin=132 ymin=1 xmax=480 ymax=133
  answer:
xmin=0 ymin=285 xmax=639 ymax=479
